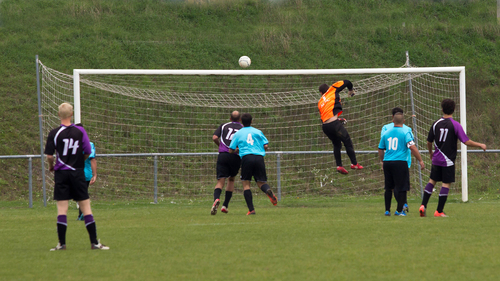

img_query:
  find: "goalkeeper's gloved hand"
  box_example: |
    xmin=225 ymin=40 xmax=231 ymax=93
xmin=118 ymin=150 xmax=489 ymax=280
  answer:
xmin=338 ymin=118 xmax=347 ymax=125
xmin=348 ymin=90 xmax=356 ymax=97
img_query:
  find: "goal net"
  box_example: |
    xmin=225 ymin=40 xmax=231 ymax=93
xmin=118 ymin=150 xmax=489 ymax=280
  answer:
xmin=38 ymin=61 xmax=467 ymax=202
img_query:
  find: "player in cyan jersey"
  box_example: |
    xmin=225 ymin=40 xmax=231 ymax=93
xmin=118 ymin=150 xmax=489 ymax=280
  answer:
xmin=45 ymin=103 xmax=109 ymax=251
xmin=211 ymin=111 xmax=243 ymax=215
xmin=318 ymin=80 xmax=363 ymax=175
xmin=75 ymin=123 xmax=97 ymax=221
xmin=419 ymin=99 xmax=486 ymax=217
xmin=381 ymin=107 xmax=412 ymax=213
xmin=379 ymin=113 xmax=425 ymax=216
xmin=229 ymin=113 xmax=278 ymax=215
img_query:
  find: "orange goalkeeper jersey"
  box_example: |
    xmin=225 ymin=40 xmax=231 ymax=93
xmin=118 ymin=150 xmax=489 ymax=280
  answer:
xmin=318 ymin=80 xmax=353 ymax=122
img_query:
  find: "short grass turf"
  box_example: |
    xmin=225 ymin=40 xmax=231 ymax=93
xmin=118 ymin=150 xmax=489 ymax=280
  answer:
xmin=1 ymin=196 xmax=499 ymax=281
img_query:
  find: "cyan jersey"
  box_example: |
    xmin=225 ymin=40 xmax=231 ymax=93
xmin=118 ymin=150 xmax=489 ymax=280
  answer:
xmin=381 ymin=123 xmax=413 ymax=168
xmin=84 ymin=142 xmax=95 ymax=181
xmin=379 ymin=126 xmax=415 ymax=164
xmin=229 ymin=126 xmax=269 ymax=158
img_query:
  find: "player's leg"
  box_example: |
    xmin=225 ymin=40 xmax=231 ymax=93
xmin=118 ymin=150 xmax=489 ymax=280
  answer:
xmin=211 ymin=178 xmax=225 ymax=215
xmin=420 ymin=165 xmax=440 ymax=217
xmin=322 ymin=122 xmax=346 ymax=173
xmin=395 ymin=162 xmax=409 ymax=215
xmin=51 ymin=171 xmax=70 ymax=251
xmin=254 ymin=156 xmax=277 ymax=206
xmin=240 ymin=155 xmax=255 ymax=215
xmin=78 ymin=181 xmax=90 ymax=221
xmin=73 ymin=170 xmax=109 ymax=249
xmin=337 ymin=124 xmax=363 ymax=170
xmin=221 ymin=154 xmax=241 ymax=213
xmin=221 ymin=176 xmax=235 ymax=213
xmin=383 ymin=161 xmax=395 ymax=215
xmin=51 ymin=200 xmax=69 ymax=251
xmin=435 ymin=166 xmax=453 ymax=217
xmin=242 ymin=180 xmax=255 ymax=215
xmin=435 ymin=183 xmax=450 ymax=217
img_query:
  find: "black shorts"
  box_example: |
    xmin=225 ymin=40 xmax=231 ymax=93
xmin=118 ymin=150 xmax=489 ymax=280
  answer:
xmin=216 ymin=153 xmax=241 ymax=179
xmin=240 ymin=154 xmax=267 ymax=182
xmin=53 ymin=169 xmax=89 ymax=201
xmin=430 ymin=164 xmax=455 ymax=183
xmin=383 ymin=161 xmax=410 ymax=191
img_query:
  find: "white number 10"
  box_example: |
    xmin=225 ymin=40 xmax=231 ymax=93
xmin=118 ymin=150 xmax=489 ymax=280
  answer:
xmin=387 ymin=137 xmax=398 ymax=151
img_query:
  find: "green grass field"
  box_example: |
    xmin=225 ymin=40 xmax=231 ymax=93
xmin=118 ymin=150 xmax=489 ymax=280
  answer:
xmin=2 ymin=196 xmax=499 ymax=280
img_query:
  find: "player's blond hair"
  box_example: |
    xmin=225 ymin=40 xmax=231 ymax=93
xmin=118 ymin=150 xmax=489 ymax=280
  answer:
xmin=58 ymin=103 xmax=73 ymax=119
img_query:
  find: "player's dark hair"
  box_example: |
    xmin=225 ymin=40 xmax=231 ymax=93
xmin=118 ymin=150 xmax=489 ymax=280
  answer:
xmin=241 ymin=113 xmax=252 ymax=127
xmin=391 ymin=107 xmax=403 ymax=116
xmin=230 ymin=112 xmax=241 ymax=122
xmin=441 ymin=99 xmax=455 ymax=115
xmin=319 ymin=84 xmax=329 ymax=94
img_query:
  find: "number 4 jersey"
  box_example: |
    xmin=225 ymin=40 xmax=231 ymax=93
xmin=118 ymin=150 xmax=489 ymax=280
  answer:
xmin=44 ymin=124 xmax=92 ymax=170
xmin=229 ymin=126 xmax=269 ymax=158
xmin=427 ymin=117 xmax=469 ymax=167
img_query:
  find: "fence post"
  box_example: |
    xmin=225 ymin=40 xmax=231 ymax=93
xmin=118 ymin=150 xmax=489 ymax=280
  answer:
xmin=276 ymin=152 xmax=282 ymax=201
xmin=154 ymin=154 xmax=158 ymax=204
xmin=29 ymin=157 xmax=33 ymax=208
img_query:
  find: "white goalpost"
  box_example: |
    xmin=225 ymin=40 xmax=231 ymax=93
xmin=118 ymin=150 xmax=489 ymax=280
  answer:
xmin=39 ymin=61 xmax=468 ymax=202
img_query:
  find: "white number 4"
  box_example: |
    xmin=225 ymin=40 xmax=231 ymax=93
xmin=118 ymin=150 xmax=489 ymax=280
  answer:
xmin=246 ymin=133 xmax=254 ymax=145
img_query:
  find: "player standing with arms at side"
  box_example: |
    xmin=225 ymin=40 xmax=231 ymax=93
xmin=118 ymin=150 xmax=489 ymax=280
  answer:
xmin=210 ymin=111 xmax=243 ymax=215
xmin=45 ymin=103 xmax=109 ymax=250
xmin=318 ymin=80 xmax=363 ymax=175
xmin=381 ymin=107 xmax=412 ymax=213
xmin=419 ymin=99 xmax=486 ymax=217
xmin=378 ymin=113 xmax=425 ymax=216
xmin=229 ymin=113 xmax=278 ymax=215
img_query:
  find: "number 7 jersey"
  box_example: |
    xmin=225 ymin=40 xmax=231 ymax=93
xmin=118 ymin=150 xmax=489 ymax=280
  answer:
xmin=427 ymin=117 xmax=469 ymax=167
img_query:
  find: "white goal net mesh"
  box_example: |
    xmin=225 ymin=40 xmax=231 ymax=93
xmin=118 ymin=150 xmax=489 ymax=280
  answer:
xmin=39 ymin=62 xmax=462 ymax=202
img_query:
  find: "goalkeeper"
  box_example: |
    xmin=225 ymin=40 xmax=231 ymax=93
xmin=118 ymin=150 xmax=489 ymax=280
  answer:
xmin=318 ymin=80 xmax=363 ymax=174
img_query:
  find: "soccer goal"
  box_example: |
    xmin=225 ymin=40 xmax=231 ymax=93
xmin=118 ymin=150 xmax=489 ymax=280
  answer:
xmin=38 ymin=60 xmax=467 ymax=202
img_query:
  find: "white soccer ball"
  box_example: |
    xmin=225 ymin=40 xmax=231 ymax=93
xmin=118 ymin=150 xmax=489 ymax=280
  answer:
xmin=238 ymin=56 xmax=251 ymax=68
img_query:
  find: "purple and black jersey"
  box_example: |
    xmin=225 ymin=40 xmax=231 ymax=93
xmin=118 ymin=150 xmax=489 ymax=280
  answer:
xmin=427 ymin=117 xmax=469 ymax=167
xmin=44 ymin=124 xmax=92 ymax=171
xmin=213 ymin=121 xmax=243 ymax=153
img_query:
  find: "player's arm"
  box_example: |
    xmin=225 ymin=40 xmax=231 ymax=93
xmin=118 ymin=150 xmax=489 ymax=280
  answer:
xmin=84 ymin=154 xmax=90 ymax=161
xmin=264 ymin=144 xmax=268 ymax=151
xmin=427 ymin=141 xmax=434 ymax=160
xmin=377 ymin=149 xmax=385 ymax=170
xmin=464 ymin=140 xmax=487 ymax=151
xmin=46 ymin=155 xmax=55 ymax=172
xmin=212 ymin=135 xmax=220 ymax=146
xmin=409 ymin=145 xmax=425 ymax=170
xmin=90 ymin=158 xmax=97 ymax=185
xmin=343 ymin=80 xmax=355 ymax=97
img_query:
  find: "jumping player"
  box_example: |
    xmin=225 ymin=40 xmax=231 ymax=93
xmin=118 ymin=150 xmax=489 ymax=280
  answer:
xmin=210 ymin=111 xmax=243 ymax=215
xmin=318 ymin=80 xmax=363 ymax=174
xmin=419 ymin=99 xmax=486 ymax=217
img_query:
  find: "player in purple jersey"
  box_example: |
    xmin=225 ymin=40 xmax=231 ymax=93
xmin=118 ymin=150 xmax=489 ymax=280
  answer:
xmin=419 ymin=99 xmax=486 ymax=217
xmin=44 ymin=103 xmax=109 ymax=250
xmin=210 ymin=111 xmax=243 ymax=215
